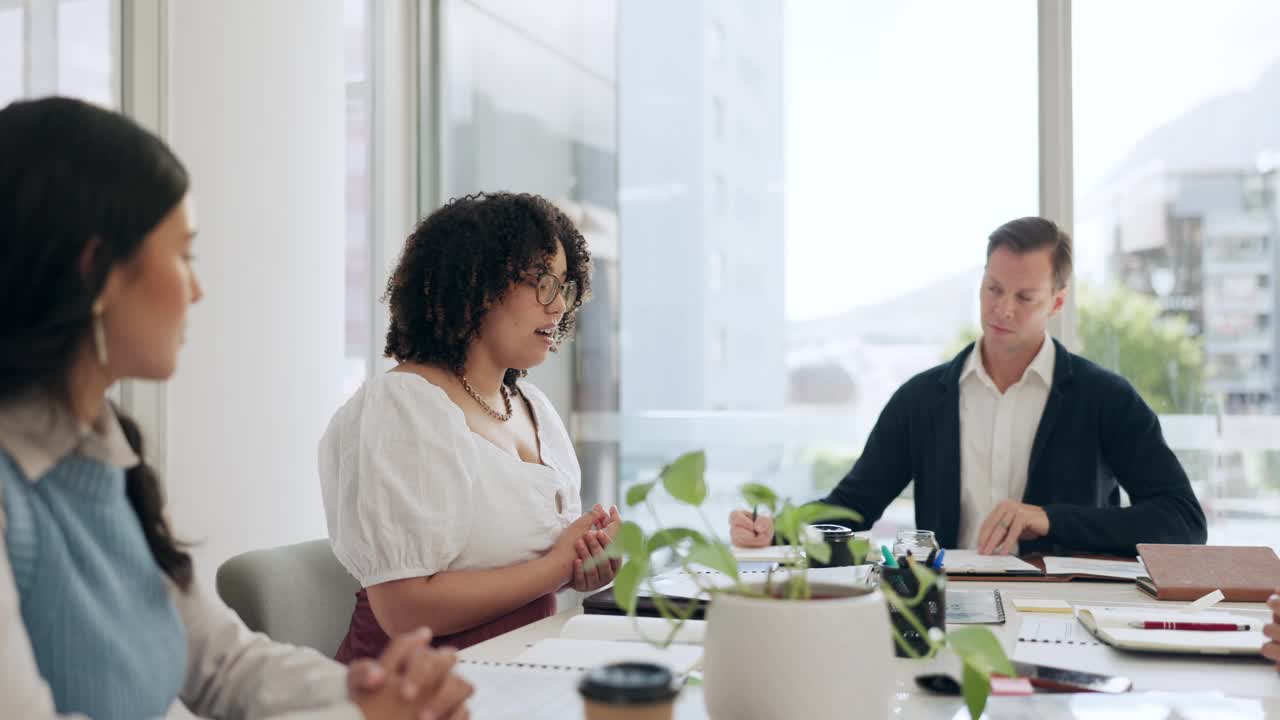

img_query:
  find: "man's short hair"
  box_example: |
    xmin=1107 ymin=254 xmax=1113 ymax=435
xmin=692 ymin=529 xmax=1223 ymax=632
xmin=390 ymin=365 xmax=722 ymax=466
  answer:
xmin=986 ymin=216 xmax=1073 ymax=291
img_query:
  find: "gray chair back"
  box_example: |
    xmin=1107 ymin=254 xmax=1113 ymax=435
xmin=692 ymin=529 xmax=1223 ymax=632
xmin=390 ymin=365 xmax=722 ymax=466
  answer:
xmin=215 ymin=539 xmax=360 ymax=657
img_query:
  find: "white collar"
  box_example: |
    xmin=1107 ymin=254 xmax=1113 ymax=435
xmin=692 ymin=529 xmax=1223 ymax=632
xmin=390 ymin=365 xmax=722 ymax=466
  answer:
xmin=960 ymin=331 xmax=1056 ymax=390
xmin=0 ymin=392 xmax=139 ymax=482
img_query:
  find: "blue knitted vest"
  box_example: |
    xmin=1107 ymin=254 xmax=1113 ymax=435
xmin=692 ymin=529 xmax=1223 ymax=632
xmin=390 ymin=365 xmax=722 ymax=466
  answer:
xmin=1 ymin=452 xmax=186 ymax=719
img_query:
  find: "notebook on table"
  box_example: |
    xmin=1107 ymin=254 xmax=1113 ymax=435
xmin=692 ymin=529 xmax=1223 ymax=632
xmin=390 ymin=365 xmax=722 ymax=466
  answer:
xmin=941 ymin=550 xmax=1044 ymax=576
xmin=1135 ymin=544 xmax=1280 ymax=602
xmin=559 ymin=614 xmax=706 ymax=645
xmin=583 ymin=565 xmax=875 ymax=619
xmin=582 ymin=568 xmax=735 ymax=620
xmin=457 ymin=654 xmax=702 ymax=720
xmin=945 ymin=552 xmax=1146 ymax=582
xmin=1075 ymin=605 xmax=1267 ymax=655
xmin=946 ymin=588 xmax=1006 ymax=624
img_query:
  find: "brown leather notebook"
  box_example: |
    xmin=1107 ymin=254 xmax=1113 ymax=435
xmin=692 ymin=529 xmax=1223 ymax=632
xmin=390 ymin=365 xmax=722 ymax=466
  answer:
xmin=1135 ymin=544 xmax=1280 ymax=602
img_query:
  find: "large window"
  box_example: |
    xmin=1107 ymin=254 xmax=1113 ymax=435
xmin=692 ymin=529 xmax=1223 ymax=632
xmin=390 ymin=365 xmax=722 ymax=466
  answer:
xmin=615 ymin=0 xmax=1037 ymax=537
xmin=1073 ymin=0 xmax=1280 ymax=548
xmin=423 ymin=1 xmax=1280 ymax=549
xmin=0 ymin=0 xmax=116 ymax=107
xmin=343 ymin=0 xmax=373 ymax=398
xmin=434 ymin=0 xmax=620 ymax=506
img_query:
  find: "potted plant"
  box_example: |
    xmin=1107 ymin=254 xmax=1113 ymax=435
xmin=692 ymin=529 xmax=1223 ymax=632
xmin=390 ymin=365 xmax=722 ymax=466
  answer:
xmin=595 ymin=450 xmax=1013 ymax=719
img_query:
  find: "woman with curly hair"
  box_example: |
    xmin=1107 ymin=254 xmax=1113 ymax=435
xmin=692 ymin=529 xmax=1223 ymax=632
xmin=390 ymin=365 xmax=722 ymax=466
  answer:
xmin=0 ymin=97 xmax=471 ymax=720
xmin=320 ymin=192 xmax=622 ymax=661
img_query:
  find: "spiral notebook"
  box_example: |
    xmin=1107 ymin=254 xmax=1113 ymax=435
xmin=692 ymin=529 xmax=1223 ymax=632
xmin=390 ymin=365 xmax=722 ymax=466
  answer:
xmin=456 ymin=660 xmax=586 ymax=719
xmin=1017 ymin=614 xmax=1103 ymax=646
xmin=457 ymin=658 xmax=703 ymax=719
xmin=947 ymin=589 xmax=1006 ymax=624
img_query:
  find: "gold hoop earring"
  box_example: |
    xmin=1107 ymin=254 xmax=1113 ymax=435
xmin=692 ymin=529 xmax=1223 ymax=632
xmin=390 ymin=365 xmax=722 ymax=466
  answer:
xmin=92 ymin=302 xmax=108 ymax=367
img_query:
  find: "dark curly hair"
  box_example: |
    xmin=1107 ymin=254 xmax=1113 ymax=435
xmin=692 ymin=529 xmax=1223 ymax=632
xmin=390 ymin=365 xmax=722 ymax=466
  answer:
xmin=383 ymin=192 xmax=592 ymax=387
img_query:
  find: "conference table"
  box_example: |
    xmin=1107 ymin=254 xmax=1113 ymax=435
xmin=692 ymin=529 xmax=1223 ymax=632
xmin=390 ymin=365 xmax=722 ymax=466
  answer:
xmin=458 ymin=570 xmax=1279 ymax=718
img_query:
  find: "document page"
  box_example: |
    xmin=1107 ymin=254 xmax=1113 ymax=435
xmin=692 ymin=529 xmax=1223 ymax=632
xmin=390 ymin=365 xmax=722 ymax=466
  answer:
xmin=1043 ymin=556 xmax=1145 ymax=580
xmin=942 ymin=550 xmax=1042 ymax=574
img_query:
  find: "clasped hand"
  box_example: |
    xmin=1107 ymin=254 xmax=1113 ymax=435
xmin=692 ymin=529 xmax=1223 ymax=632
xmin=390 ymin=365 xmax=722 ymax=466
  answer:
xmin=347 ymin=627 xmax=473 ymax=720
xmin=551 ymin=504 xmax=623 ymax=592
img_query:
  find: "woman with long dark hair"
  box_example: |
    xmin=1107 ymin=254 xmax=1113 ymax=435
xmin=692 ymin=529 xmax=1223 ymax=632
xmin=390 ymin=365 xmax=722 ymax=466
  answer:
xmin=0 ymin=97 xmax=470 ymax=719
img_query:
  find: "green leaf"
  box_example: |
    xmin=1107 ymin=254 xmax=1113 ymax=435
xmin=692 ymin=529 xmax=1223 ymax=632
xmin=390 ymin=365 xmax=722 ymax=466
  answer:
xmin=907 ymin=560 xmax=939 ymax=591
xmin=962 ymin=661 xmax=991 ymax=719
xmin=612 ymin=558 xmax=647 ymax=615
xmin=661 ymin=451 xmax=707 ymax=506
xmin=773 ymin=500 xmax=800 ymax=547
xmin=582 ymin=552 xmax=617 ymax=571
xmin=946 ymin=627 xmax=1014 ymax=677
xmin=686 ymin=538 xmax=739 ymax=579
xmin=793 ymin=502 xmax=863 ymax=528
xmin=849 ymin=536 xmax=871 ymax=565
xmin=740 ymin=483 xmax=778 ymax=514
xmin=647 ymin=527 xmax=704 ymax=554
xmin=803 ymin=534 xmax=832 ymax=565
xmin=625 ymin=480 xmax=657 ymax=508
xmin=614 ymin=521 xmax=646 ymax=557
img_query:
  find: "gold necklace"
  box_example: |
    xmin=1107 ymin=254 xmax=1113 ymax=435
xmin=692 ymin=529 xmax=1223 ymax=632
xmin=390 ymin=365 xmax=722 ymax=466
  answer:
xmin=459 ymin=374 xmax=513 ymax=421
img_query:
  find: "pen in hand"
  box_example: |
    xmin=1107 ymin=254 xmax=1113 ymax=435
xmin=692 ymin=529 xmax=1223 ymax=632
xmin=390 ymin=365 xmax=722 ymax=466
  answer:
xmin=1128 ymin=621 xmax=1252 ymax=631
xmin=751 ymin=504 xmax=759 ymax=537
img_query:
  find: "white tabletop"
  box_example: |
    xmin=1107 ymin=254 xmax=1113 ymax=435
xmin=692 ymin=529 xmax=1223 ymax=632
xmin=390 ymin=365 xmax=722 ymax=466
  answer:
xmin=459 ymin=575 xmax=1280 ymax=718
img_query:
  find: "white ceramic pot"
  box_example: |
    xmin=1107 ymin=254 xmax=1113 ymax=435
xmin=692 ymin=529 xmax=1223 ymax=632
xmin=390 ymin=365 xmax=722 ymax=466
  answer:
xmin=701 ymin=583 xmax=894 ymax=719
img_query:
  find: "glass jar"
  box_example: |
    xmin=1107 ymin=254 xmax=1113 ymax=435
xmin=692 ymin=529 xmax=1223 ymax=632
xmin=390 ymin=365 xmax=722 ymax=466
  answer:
xmin=892 ymin=529 xmax=940 ymax=565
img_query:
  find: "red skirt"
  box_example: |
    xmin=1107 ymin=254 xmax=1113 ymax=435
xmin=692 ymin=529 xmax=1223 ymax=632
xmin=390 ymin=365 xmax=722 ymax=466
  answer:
xmin=334 ymin=587 xmax=556 ymax=663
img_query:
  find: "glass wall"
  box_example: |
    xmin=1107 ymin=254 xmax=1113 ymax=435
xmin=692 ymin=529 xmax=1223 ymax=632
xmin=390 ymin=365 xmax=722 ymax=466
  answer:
xmin=613 ymin=0 xmax=1038 ymax=538
xmin=0 ymin=4 xmax=23 ymax=105
xmin=425 ymin=0 xmax=1280 ymax=549
xmin=0 ymin=0 xmax=117 ymax=107
xmin=343 ymin=0 xmax=373 ymax=398
xmin=434 ymin=0 xmax=620 ymax=506
xmin=1073 ymin=0 xmax=1280 ymax=548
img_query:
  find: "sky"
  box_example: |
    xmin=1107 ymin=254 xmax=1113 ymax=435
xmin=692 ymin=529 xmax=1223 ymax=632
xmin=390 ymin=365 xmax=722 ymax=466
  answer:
xmin=783 ymin=0 xmax=1280 ymax=322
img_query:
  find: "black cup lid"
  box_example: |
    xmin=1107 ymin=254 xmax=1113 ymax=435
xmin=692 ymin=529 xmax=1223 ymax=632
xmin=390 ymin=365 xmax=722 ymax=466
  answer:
xmin=811 ymin=523 xmax=854 ymax=539
xmin=578 ymin=662 xmax=680 ymax=705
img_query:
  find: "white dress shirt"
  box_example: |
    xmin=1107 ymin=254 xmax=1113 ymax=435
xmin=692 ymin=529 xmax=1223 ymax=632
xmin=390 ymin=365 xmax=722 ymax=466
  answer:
xmin=0 ymin=395 xmax=360 ymax=720
xmin=956 ymin=332 xmax=1056 ymax=550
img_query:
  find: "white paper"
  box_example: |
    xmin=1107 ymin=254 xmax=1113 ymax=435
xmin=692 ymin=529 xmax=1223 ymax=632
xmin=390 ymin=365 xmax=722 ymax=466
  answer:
xmin=1042 ymin=556 xmax=1145 ymax=580
xmin=731 ymin=545 xmax=803 ymax=564
xmin=456 ymin=662 xmax=584 ymax=719
xmin=511 ymin=637 xmax=704 ymax=674
xmin=1016 ymin=614 xmax=1102 ymax=646
xmin=560 ymin=614 xmax=706 ymax=645
xmin=457 ymin=661 xmax=707 ymax=720
xmin=941 ymin=549 xmax=1041 ymax=574
xmin=1076 ymin=605 xmax=1267 ymax=654
xmin=1078 ymin=606 xmax=1262 ymax=630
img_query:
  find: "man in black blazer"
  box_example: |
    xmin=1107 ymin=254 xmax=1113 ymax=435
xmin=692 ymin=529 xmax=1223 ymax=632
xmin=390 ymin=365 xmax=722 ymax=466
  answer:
xmin=731 ymin=217 xmax=1206 ymax=556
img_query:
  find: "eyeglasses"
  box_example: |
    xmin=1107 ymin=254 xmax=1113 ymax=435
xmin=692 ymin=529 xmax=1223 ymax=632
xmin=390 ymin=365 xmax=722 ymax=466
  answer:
xmin=527 ymin=272 xmax=579 ymax=308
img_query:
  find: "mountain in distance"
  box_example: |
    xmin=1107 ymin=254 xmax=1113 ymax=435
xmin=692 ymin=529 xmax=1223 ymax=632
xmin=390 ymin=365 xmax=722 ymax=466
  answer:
xmin=789 ymin=266 xmax=982 ymax=349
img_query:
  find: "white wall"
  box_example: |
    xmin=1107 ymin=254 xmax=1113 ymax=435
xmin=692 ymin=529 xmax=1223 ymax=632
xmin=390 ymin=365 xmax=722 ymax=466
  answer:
xmin=163 ymin=0 xmax=346 ymax=588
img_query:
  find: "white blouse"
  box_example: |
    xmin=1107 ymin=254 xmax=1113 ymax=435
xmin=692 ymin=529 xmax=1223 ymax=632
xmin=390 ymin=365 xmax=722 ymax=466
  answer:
xmin=319 ymin=372 xmax=582 ymax=588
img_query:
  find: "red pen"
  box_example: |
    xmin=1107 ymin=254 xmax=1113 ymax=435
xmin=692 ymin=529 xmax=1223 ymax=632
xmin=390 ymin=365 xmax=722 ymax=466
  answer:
xmin=1128 ymin=621 xmax=1252 ymax=631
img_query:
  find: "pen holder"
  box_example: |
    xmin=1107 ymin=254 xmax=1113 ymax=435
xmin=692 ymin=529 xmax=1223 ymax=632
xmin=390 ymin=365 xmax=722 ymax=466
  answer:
xmin=878 ymin=563 xmax=946 ymax=658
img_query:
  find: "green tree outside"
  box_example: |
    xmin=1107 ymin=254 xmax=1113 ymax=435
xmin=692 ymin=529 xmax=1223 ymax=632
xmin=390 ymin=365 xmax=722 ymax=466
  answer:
xmin=942 ymin=282 xmax=1205 ymax=414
